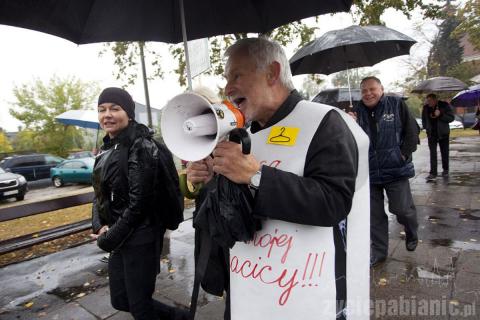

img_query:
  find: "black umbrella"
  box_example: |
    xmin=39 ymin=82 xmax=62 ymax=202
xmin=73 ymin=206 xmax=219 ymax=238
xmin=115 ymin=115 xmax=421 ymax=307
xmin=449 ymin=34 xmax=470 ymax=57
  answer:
xmin=193 ymin=174 xmax=260 ymax=249
xmin=0 ymin=0 xmax=352 ymax=96
xmin=312 ymin=88 xmax=361 ymax=110
xmin=312 ymin=88 xmax=408 ymax=111
xmin=290 ymin=25 xmax=416 ymax=107
xmin=0 ymin=0 xmax=352 ymax=45
xmin=0 ymin=0 xmax=353 ymax=125
xmin=411 ymin=76 xmax=468 ymax=94
xmin=290 ymin=25 xmax=416 ymax=76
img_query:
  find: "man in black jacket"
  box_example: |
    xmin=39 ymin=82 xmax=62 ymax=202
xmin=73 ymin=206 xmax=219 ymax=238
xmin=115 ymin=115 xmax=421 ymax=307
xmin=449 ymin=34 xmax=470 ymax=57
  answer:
xmin=421 ymin=94 xmax=455 ymax=180
xmin=187 ymin=38 xmax=363 ymax=320
xmin=353 ymin=77 xmax=419 ymax=267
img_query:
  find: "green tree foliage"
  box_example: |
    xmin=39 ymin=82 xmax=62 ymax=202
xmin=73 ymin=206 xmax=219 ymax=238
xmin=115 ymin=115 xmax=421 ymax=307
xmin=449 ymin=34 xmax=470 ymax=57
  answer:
xmin=172 ymin=22 xmax=318 ymax=86
xmin=405 ymin=94 xmax=423 ymax=118
xmin=453 ymin=0 xmax=480 ymax=51
xmin=420 ymin=3 xmax=480 ymax=84
xmin=0 ymin=131 xmax=13 ymax=153
xmin=104 ymin=2 xmax=442 ymax=89
xmin=299 ymin=75 xmax=326 ymax=100
xmin=427 ymin=10 xmax=463 ymax=76
xmin=9 ymin=76 xmax=99 ymax=157
xmin=447 ymin=60 xmax=480 ymax=84
xmin=351 ymin=0 xmax=442 ymax=25
xmin=11 ymin=130 xmax=36 ymax=152
xmin=331 ymin=68 xmax=379 ymax=88
xmin=99 ymin=42 xmax=164 ymax=86
xmin=394 ymin=4 xmax=474 ymax=92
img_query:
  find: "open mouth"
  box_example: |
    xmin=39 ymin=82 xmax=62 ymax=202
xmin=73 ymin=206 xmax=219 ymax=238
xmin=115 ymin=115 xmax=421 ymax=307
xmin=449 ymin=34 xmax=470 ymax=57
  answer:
xmin=233 ymin=97 xmax=246 ymax=107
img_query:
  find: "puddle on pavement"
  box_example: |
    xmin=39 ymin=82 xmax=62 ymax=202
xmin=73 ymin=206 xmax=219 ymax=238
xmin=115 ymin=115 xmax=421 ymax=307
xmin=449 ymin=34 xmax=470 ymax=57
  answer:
xmin=426 ymin=215 xmax=443 ymax=221
xmin=446 ymin=172 xmax=480 ymax=187
xmin=379 ymin=261 xmax=454 ymax=287
xmin=160 ymin=222 xmax=197 ymax=281
xmin=94 ymin=267 xmax=108 ymax=276
xmin=459 ymin=209 xmax=480 ymax=220
xmin=46 ymin=284 xmax=101 ymax=302
xmin=428 ymin=239 xmax=480 ymax=251
xmin=416 ymin=266 xmax=452 ymax=281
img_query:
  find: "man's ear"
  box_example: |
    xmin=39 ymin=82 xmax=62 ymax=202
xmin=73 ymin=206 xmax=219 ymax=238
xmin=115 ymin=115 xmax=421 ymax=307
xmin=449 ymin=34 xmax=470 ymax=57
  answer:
xmin=267 ymin=61 xmax=281 ymax=85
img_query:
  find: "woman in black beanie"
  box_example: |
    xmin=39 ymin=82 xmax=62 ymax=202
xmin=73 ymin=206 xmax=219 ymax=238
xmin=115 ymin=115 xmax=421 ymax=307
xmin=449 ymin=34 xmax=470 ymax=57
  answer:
xmin=91 ymin=87 xmax=188 ymax=320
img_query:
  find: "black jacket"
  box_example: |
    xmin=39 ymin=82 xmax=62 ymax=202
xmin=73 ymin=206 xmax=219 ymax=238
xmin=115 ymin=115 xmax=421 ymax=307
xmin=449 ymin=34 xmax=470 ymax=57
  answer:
xmin=421 ymin=100 xmax=454 ymax=140
xmin=92 ymin=121 xmax=158 ymax=252
xmin=354 ymin=95 xmax=417 ymax=184
xmin=250 ymin=91 xmax=358 ymax=226
xmin=193 ymin=91 xmax=358 ymax=296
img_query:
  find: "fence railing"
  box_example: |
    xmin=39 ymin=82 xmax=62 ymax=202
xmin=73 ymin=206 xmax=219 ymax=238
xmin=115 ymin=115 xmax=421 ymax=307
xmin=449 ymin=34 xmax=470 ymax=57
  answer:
xmin=0 ymin=191 xmax=94 ymax=255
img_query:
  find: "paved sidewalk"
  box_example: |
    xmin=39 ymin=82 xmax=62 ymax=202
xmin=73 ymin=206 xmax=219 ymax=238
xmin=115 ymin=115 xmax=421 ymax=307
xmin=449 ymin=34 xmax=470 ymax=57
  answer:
xmin=0 ymin=136 xmax=478 ymax=320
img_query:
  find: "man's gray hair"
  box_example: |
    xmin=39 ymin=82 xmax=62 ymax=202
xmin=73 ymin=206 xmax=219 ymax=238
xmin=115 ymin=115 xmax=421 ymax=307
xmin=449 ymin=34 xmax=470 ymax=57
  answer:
xmin=360 ymin=76 xmax=382 ymax=87
xmin=225 ymin=38 xmax=295 ymax=90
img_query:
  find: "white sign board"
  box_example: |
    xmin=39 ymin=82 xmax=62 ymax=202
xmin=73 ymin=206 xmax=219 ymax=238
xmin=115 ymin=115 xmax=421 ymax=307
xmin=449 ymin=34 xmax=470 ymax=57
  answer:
xmin=230 ymin=110 xmax=370 ymax=319
xmin=231 ymin=220 xmax=337 ymax=318
xmin=187 ymin=38 xmax=210 ymax=78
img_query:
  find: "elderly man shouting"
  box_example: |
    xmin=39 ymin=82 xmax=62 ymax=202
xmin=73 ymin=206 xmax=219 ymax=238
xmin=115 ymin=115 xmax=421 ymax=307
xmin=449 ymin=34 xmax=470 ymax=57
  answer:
xmin=188 ymin=38 xmax=370 ymax=320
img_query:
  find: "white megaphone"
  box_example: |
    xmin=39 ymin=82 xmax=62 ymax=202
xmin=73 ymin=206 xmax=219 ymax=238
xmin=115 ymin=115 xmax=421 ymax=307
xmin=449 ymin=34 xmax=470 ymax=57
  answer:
xmin=161 ymin=92 xmax=246 ymax=162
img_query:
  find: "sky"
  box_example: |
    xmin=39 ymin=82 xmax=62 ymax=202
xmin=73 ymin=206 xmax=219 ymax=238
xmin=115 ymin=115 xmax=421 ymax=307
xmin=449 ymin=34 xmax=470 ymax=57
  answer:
xmin=0 ymin=8 xmax=439 ymax=132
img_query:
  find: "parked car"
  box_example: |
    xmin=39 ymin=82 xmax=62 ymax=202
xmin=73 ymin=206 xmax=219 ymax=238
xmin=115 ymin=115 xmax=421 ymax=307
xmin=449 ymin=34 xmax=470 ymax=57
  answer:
xmin=456 ymin=112 xmax=476 ymax=128
xmin=0 ymin=154 xmax=65 ymax=181
xmin=67 ymin=151 xmax=95 ymax=159
xmin=50 ymin=157 xmax=95 ymax=187
xmin=450 ymin=116 xmax=464 ymax=130
xmin=0 ymin=167 xmax=28 ymax=201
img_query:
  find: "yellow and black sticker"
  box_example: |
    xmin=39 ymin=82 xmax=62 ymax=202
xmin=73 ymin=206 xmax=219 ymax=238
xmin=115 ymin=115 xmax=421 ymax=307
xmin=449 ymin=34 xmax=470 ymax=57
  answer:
xmin=267 ymin=126 xmax=300 ymax=146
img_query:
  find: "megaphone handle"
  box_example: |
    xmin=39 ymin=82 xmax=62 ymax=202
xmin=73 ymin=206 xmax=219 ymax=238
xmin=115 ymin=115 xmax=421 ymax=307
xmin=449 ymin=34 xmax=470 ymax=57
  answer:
xmin=229 ymin=128 xmax=251 ymax=155
xmin=179 ymin=173 xmax=203 ymax=199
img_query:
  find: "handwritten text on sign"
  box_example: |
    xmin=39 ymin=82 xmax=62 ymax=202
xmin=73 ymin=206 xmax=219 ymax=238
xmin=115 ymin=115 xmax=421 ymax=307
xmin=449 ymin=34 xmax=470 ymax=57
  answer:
xmin=230 ymin=229 xmax=325 ymax=305
xmin=230 ymin=220 xmax=335 ymax=316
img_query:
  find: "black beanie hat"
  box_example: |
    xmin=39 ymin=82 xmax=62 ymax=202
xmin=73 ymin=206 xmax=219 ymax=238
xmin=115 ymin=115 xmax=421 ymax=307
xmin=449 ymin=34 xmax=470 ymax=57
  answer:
xmin=98 ymin=87 xmax=135 ymax=120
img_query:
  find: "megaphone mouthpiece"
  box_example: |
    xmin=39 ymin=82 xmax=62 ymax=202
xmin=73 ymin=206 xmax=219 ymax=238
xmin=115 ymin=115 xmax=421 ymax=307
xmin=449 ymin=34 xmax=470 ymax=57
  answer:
xmin=161 ymin=92 xmax=246 ymax=161
xmin=183 ymin=114 xmax=217 ymax=136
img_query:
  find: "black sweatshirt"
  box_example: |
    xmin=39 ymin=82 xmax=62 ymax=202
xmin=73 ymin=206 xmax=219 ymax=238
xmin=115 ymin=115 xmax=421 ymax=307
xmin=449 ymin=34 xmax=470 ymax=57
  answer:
xmin=251 ymin=91 xmax=358 ymax=227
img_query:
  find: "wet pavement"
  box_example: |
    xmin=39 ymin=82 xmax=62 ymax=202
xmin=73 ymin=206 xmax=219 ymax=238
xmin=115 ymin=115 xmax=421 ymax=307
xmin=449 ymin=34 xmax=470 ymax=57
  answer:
xmin=0 ymin=179 xmax=91 ymax=208
xmin=0 ymin=136 xmax=479 ymax=319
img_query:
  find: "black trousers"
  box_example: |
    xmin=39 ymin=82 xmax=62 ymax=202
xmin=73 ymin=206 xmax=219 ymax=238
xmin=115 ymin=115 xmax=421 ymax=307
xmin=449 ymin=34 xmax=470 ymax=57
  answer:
xmin=427 ymin=136 xmax=449 ymax=175
xmin=108 ymin=240 xmax=175 ymax=320
xmin=370 ymin=179 xmax=418 ymax=260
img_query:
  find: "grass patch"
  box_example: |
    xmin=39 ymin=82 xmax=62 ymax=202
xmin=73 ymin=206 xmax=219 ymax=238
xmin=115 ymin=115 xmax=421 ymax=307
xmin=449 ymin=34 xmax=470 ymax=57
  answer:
xmin=450 ymin=128 xmax=479 ymax=138
xmin=419 ymin=128 xmax=479 ymax=139
xmin=0 ymin=204 xmax=92 ymax=242
xmin=0 ymin=230 xmax=93 ymax=267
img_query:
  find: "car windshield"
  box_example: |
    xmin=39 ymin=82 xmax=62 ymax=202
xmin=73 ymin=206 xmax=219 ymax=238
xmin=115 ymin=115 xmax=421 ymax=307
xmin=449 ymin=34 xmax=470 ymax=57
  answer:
xmin=0 ymin=167 xmax=5 ymax=174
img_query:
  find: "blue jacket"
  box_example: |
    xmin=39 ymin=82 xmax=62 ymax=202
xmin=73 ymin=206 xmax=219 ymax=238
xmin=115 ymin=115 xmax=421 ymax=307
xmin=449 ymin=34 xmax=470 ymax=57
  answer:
xmin=354 ymin=96 xmax=416 ymax=185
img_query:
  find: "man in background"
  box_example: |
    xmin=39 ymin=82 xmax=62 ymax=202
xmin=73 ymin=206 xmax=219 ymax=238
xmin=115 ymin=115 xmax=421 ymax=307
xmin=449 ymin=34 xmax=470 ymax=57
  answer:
xmin=353 ymin=76 xmax=419 ymax=267
xmin=421 ymin=93 xmax=454 ymax=180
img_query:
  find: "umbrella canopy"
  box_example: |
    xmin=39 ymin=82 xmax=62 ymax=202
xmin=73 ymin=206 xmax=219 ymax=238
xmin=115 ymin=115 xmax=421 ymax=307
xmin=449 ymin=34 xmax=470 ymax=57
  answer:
xmin=0 ymin=0 xmax=353 ymax=101
xmin=311 ymin=88 xmax=408 ymax=111
xmin=451 ymin=84 xmax=480 ymax=108
xmin=55 ymin=109 xmax=99 ymax=129
xmin=0 ymin=0 xmax=352 ymax=45
xmin=471 ymin=74 xmax=480 ymax=84
xmin=312 ymin=88 xmax=361 ymax=110
xmin=289 ymin=25 xmax=416 ymax=76
xmin=411 ymin=76 xmax=468 ymax=94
